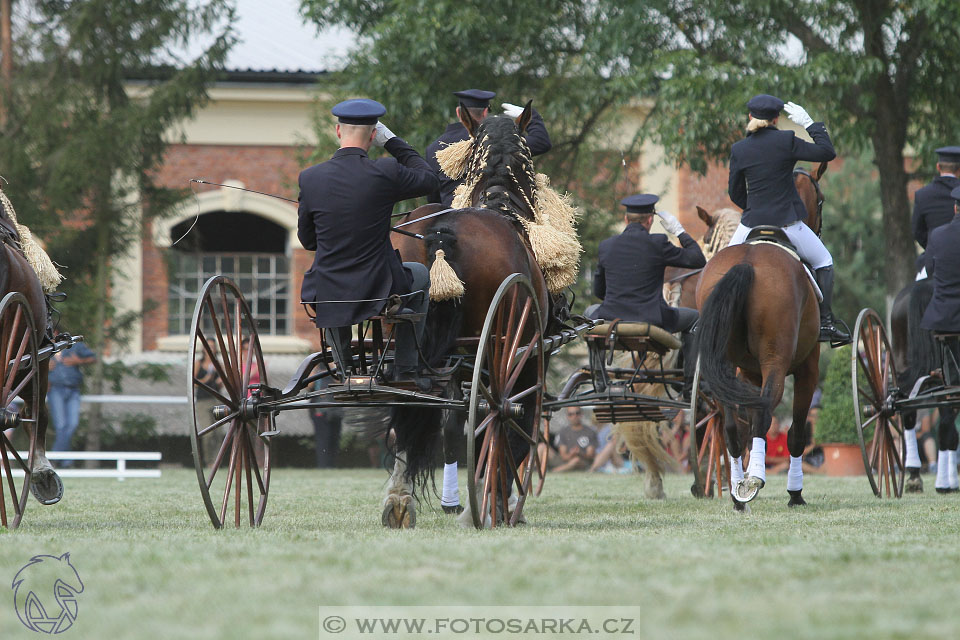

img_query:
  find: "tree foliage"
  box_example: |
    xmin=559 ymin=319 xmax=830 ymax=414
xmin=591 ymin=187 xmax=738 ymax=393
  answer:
xmin=641 ymin=0 xmax=960 ymax=298
xmin=0 ymin=0 xmax=235 ymax=449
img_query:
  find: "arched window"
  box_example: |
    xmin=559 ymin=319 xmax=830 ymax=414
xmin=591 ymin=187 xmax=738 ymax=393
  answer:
xmin=167 ymin=211 xmax=290 ymax=335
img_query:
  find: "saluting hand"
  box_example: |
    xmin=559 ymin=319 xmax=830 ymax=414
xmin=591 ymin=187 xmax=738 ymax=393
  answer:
xmin=501 ymin=103 xmax=524 ymax=118
xmin=374 ymin=122 xmax=396 ymax=147
xmin=784 ymin=102 xmax=814 ymax=129
xmin=656 ymin=211 xmax=685 ymax=237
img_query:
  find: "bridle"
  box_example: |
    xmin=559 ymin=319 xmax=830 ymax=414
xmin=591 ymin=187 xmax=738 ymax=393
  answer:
xmin=793 ymin=168 xmax=824 ymax=236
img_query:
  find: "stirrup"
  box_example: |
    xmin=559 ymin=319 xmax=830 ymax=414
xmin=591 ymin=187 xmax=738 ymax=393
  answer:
xmin=819 ymin=319 xmax=851 ymax=347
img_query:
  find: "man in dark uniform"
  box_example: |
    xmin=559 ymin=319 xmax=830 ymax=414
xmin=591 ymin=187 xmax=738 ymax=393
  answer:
xmin=912 ymin=146 xmax=960 ymax=273
xmin=587 ymin=194 xmax=706 ymax=392
xmin=920 ymin=185 xmax=960 ymax=492
xmin=726 ymin=94 xmax=845 ymax=343
xmin=425 ymin=89 xmax=552 ymax=205
xmin=297 ymin=99 xmax=439 ymax=383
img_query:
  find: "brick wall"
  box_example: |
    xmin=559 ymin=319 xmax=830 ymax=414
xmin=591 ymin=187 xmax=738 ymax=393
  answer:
xmin=677 ymin=161 xmax=734 ymax=238
xmin=143 ymin=144 xmax=316 ymax=350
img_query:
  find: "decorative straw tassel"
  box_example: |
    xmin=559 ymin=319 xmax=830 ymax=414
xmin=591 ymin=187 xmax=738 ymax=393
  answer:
xmin=524 ymin=220 xmax=579 ymax=269
xmin=436 ymin=138 xmax=474 ymax=180
xmin=429 ymin=249 xmax=465 ymax=301
xmin=0 ymin=189 xmax=63 ymax=292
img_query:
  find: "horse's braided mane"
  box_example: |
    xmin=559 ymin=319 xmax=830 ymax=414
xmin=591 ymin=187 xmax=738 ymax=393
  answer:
xmin=462 ymin=116 xmax=537 ymax=220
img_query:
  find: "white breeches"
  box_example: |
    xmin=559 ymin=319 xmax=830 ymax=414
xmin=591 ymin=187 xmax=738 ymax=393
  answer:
xmin=729 ymin=221 xmax=833 ymax=269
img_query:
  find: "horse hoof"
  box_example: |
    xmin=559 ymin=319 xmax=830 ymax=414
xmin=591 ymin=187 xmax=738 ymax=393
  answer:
xmin=903 ymin=469 xmax=923 ymax=493
xmin=30 ymin=467 xmax=63 ymax=505
xmin=645 ymin=476 xmax=666 ymax=500
xmin=787 ymin=490 xmax=806 ymax=507
xmin=731 ymin=499 xmax=751 ymax=514
xmin=935 ymin=487 xmax=959 ymax=494
xmin=381 ymin=495 xmax=416 ymax=529
xmin=733 ymin=476 xmax=764 ymax=503
xmin=690 ymin=482 xmax=704 ymax=498
xmin=441 ymin=504 xmax=464 ymax=515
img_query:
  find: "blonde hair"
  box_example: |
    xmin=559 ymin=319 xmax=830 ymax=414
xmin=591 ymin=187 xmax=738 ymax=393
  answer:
xmin=746 ymin=117 xmax=775 ymax=133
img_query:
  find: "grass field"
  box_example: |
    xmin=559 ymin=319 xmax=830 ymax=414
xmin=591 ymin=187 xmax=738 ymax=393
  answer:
xmin=1 ymin=468 xmax=959 ymax=639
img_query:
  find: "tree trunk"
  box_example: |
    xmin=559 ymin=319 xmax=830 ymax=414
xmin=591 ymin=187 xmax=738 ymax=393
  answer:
xmin=84 ymin=207 xmax=112 ymax=459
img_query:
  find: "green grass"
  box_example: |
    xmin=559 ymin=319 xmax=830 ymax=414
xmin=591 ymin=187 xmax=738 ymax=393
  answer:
xmin=1 ymin=469 xmax=958 ymax=639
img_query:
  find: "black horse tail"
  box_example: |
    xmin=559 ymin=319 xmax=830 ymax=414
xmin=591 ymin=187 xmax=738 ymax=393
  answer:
xmin=697 ymin=264 xmax=766 ymax=409
xmin=390 ymin=223 xmax=465 ymax=495
xmin=907 ymin=278 xmax=936 ymax=383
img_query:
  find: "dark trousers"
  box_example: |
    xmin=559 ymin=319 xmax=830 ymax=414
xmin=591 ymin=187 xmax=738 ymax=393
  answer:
xmin=312 ymin=412 xmax=342 ymax=468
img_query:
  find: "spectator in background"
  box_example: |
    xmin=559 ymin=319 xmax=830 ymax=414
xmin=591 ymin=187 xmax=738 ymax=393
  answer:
xmin=193 ymin=338 xmax=222 ymax=463
xmin=765 ymin=415 xmax=790 ymax=474
xmin=803 ymin=388 xmax=825 ymax=469
xmin=311 ymin=377 xmax=342 ymax=468
xmin=552 ymin=407 xmax=599 ymax=472
xmin=47 ymin=340 xmax=97 ymax=466
xmin=590 ymin=423 xmax=630 ymax=473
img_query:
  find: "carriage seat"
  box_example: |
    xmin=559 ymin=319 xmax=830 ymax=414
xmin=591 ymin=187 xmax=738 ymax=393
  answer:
xmin=586 ymin=321 xmax=682 ymax=351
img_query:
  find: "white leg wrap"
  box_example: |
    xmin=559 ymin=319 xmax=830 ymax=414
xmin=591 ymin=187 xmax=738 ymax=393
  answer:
xmin=747 ymin=437 xmax=766 ymax=482
xmin=729 ymin=455 xmax=744 ymax=491
xmin=787 ymin=456 xmax=803 ymax=491
xmin=936 ymin=450 xmax=950 ymax=489
xmin=949 ymin=450 xmax=959 ymax=489
xmin=441 ymin=462 xmax=460 ymax=506
xmin=904 ymin=427 xmax=922 ymax=469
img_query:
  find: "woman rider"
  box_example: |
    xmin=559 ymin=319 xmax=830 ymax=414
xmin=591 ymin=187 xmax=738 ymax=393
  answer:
xmin=726 ymin=94 xmax=849 ymax=344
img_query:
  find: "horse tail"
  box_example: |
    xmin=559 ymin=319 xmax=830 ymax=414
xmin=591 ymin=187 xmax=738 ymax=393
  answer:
xmin=697 ymin=263 xmax=766 ymax=408
xmin=389 ymin=223 xmax=465 ymax=495
xmin=907 ymin=278 xmax=937 ymax=383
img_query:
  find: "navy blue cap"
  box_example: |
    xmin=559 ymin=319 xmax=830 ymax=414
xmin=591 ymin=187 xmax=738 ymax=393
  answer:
xmin=747 ymin=94 xmax=784 ymax=120
xmin=331 ymin=99 xmax=385 ymax=125
xmin=936 ymin=146 xmax=960 ymax=163
xmin=951 ymin=186 xmax=960 ymax=201
xmin=621 ymin=194 xmax=659 ymax=214
xmin=453 ymin=89 xmax=496 ymax=109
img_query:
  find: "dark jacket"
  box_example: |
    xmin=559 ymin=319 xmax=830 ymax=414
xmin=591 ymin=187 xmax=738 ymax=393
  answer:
xmin=728 ymin=123 xmax=836 ymax=227
xmin=592 ymin=223 xmax=705 ymax=331
xmin=425 ymin=108 xmax=552 ymax=205
xmin=921 ymin=216 xmax=960 ymax=332
xmin=297 ymin=138 xmax=439 ymax=328
xmin=912 ymin=175 xmax=960 ymax=249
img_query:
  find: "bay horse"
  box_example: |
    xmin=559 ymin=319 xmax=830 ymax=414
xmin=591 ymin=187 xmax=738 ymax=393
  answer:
xmin=382 ymin=103 xmax=553 ymax=527
xmin=0 ymin=238 xmax=63 ymax=514
xmin=693 ymin=163 xmax=828 ymax=509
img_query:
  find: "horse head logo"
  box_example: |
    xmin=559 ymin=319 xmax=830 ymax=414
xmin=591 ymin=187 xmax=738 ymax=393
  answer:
xmin=12 ymin=553 xmax=84 ymax=634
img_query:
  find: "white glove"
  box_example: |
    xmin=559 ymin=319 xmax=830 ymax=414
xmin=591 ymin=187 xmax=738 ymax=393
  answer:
xmin=501 ymin=102 xmax=524 ymax=118
xmin=784 ymin=102 xmax=814 ymax=129
xmin=373 ymin=122 xmax=396 ymax=146
xmin=657 ymin=211 xmax=685 ymax=236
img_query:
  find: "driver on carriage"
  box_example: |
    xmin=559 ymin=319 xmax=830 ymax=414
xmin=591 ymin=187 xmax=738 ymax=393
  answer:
xmin=425 ymin=89 xmax=552 ymax=206
xmin=586 ymin=194 xmax=706 ymax=396
xmin=726 ymin=94 xmax=848 ymax=344
xmin=297 ymin=99 xmax=438 ymax=386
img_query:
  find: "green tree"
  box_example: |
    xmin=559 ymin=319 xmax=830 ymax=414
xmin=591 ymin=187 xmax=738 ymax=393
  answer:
xmin=0 ymin=0 xmax=236 ymax=451
xmin=298 ymin=0 xmax=672 ymax=311
xmin=641 ymin=0 xmax=960 ymax=302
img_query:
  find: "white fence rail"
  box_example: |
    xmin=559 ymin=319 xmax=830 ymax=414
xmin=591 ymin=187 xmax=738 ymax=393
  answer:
xmin=12 ymin=451 xmax=162 ymax=481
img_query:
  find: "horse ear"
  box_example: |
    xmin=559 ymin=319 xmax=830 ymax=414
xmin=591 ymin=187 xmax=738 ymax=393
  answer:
xmin=696 ymin=205 xmax=714 ymax=227
xmin=814 ymin=161 xmax=828 ymax=181
xmin=457 ymin=101 xmax=479 ymax=138
xmin=515 ymin=100 xmax=533 ymax=134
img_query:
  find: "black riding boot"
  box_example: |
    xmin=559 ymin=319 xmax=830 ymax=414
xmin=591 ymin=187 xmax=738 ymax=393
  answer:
xmin=815 ymin=266 xmax=850 ymax=344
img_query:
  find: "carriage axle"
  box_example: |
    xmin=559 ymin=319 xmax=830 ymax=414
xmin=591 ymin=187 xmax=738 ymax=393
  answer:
xmin=476 ymin=399 xmax=525 ymax=419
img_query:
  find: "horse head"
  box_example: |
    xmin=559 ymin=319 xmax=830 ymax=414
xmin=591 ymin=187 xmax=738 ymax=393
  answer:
xmin=794 ymin=161 xmax=826 ymax=235
xmin=456 ymin=100 xmax=538 ymax=221
xmin=696 ymin=205 xmax=742 ymax=260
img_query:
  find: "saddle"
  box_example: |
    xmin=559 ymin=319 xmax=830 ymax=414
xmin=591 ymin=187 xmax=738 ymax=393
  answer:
xmin=744 ymin=225 xmax=822 ymax=302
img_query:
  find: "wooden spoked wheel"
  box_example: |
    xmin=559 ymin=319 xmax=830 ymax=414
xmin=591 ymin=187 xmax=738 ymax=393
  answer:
xmin=189 ymin=276 xmax=272 ymax=528
xmin=0 ymin=293 xmax=39 ymax=529
xmin=466 ymin=274 xmax=545 ymax=528
xmin=851 ymin=308 xmax=904 ymax=498
xmin=688 ymin=355 xmax=728 ymax=499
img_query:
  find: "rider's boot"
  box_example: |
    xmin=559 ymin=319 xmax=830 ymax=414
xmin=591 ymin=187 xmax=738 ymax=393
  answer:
xmin=325 ymin=327 xmax=355 ymax=380
xmin=815 ymin=266 xmax=850 ymax=344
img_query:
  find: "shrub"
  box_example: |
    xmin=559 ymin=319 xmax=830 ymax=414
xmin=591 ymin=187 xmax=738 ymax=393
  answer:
xmin=817 ymin=345 xmax=860 ymax=444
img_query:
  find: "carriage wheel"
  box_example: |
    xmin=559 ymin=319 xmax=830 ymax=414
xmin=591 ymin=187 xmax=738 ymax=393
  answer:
xmin=189 ymin=276 xmax=272 ymax=528
xmin=688 ymin=355 xmax=729 ymax=499
xmin=0 ymin=293 xmax=39 ymax=529
xmin=466 ymin=274 xmax=545 ymax=528
xmin=851 ymin=308 xmax=905 ymax=498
